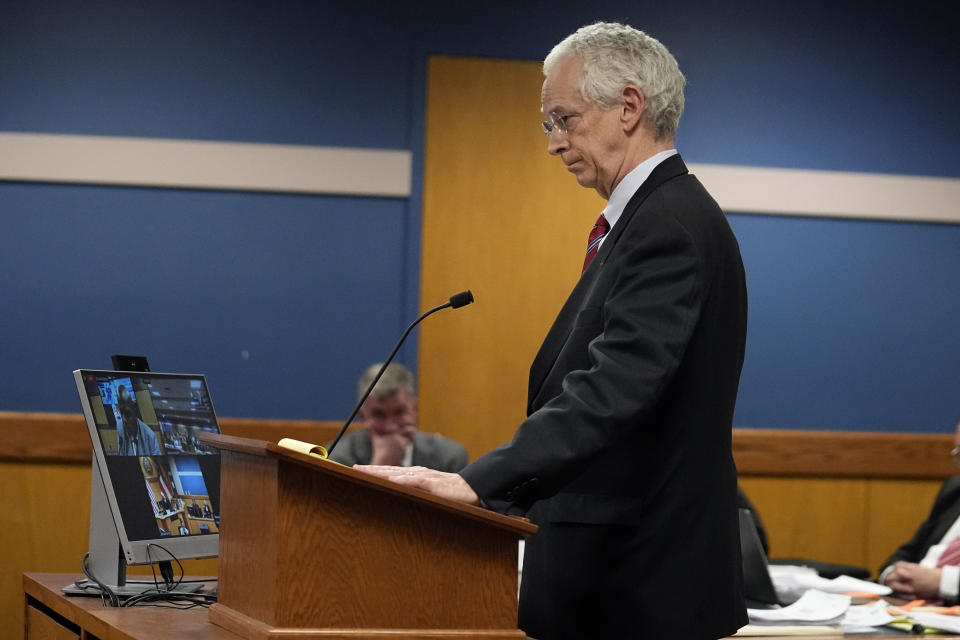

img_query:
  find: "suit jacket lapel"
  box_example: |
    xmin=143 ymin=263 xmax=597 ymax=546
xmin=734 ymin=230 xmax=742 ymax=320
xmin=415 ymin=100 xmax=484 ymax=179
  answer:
xmin=931 ymin=478 xmax=960 ymax=543
xmin=526 ymin=154 xmax=690 ymax=411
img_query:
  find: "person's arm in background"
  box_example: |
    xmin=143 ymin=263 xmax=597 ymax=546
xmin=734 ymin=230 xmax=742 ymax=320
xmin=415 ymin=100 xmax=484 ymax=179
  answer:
xmin=880 ymin=478 xmax=960 ymax=600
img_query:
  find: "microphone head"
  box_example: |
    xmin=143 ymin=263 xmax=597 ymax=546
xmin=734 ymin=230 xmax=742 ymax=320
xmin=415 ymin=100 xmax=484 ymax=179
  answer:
xmin=449 ymin=290 xmax=474 ymax=309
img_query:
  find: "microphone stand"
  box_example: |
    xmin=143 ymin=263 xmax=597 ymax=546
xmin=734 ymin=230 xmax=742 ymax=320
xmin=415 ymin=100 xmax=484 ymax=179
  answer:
xmin=326 ymin=291 xmax=474 ymax=456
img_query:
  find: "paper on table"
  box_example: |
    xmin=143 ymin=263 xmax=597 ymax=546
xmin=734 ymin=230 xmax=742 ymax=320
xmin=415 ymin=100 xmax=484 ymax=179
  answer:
xmin=748 ymin=590 xmax=850 ymax=625
xmin=769 ymin=566 xmax=891 ymax=602
xmin=840 ymin=600 xmax=894 ymax=628
xmin=815 ymin=574 xmax=891 ymax=595
xmin=909 ymin=610 xmax=960 ymax=633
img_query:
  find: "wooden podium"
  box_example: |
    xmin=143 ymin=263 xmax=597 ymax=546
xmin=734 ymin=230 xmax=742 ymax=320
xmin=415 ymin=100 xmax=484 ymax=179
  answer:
xmin=204 ymin=433 xmax=537 ymax=640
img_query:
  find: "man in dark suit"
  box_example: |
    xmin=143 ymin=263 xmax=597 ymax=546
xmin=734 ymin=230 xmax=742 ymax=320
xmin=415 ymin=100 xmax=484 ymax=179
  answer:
xmin=358 ymin=21 xmax=747 ymax=639
xmin=880 ymin=414 xmax=960 ymax=602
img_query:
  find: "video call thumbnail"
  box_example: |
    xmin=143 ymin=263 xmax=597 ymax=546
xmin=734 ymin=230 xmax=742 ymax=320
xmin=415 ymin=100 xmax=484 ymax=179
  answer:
xmin=83 ymin=373 xmax=218 ymax=457
xmin=138 ymin=455 xmax=219 ymax=538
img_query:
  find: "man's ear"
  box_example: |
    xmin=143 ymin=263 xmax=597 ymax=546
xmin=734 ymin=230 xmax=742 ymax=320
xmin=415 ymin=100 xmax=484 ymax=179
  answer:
xmin=620 ymin=84 xmax=646 ymax=132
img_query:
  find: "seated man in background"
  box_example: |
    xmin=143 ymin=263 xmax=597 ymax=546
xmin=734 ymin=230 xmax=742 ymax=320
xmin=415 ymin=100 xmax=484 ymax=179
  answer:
xmin=327 ymin=363 xmax=469 ymax=472
xmin=880 ymin=413 xmax=960 ymax=602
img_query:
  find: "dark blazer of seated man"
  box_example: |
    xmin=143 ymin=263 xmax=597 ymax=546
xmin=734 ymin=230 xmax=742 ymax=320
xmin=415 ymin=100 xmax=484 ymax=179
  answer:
xmin=880 ymin=413 xmax=960 ymax=601
xmin=327 ymin=362 xmax=469 ymax=472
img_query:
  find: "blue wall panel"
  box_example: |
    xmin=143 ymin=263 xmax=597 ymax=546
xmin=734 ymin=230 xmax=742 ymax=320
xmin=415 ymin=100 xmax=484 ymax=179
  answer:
xmin=0 ymin=182 xmax=408 ymax=418
xmin=729 ymin=214 xmax=960 ymax=431
xmin=0 ymin=1 xmax=415 ymax=148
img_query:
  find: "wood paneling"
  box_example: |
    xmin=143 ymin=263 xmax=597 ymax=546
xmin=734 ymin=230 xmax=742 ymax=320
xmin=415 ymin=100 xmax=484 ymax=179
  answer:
xmin=739 ymin=477 xmax=870 ymax=564
xmin=864 ymin=479 xmax=944 ymax=573
xmin=0 ymin=411 xmax=347 ymax=462
xmin=211 ymin=437 xmax=529 ymax=637
xmin=419 ymin=56 xmax=605 ymax=459
xmin=4 ymin=410 xmax=954 ymax=477
xmin=25 ymin=603 xmax=80 ymax=640
xmin=733 ymin=428 xmax=956 ymax=479
xmin=3 ymin=461 xmax=91 ymax=640
xmin=740 ymin=476 xmax=947 ymax=572
xmin=0 ymin=412 xmax=93 ymax=463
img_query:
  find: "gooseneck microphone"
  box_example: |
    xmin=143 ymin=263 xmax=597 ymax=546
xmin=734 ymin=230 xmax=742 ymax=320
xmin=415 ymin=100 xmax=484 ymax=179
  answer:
xmin=326 ymin=290 xmax=474 ymax=456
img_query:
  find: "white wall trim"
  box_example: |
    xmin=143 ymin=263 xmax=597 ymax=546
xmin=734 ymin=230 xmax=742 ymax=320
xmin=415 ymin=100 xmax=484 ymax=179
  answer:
xmin=1 ymin=132 xmax=957 ymax=223
xmin=688 ymin=162 xmax=960 ymax=224
xmin=0 ymin=131 xmax=412 ymax=198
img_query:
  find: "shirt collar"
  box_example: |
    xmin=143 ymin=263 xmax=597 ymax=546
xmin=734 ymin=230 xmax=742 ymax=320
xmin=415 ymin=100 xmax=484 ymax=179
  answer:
xmin=601 ymin=149 xmax=677 ymax=232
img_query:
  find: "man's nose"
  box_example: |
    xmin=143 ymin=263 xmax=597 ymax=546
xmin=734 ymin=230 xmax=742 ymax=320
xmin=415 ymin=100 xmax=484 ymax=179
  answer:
xmin=546 ymin=129 xmax=568 ymax=155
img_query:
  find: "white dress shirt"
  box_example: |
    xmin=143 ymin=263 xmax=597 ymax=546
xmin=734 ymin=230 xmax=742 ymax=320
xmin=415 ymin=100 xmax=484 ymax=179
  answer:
xmin=598 ymin=149 xmax=677 ymax=247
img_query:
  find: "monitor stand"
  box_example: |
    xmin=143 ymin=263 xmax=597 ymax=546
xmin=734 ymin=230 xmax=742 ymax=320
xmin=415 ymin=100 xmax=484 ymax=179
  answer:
xmin=61 ymin=457 xmax=202 ymax=599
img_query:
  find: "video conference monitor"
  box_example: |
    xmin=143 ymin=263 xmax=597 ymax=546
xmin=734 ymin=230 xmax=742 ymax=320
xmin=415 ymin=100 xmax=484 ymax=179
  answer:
xmin=71 ymin=369 xmax=222 ymax=595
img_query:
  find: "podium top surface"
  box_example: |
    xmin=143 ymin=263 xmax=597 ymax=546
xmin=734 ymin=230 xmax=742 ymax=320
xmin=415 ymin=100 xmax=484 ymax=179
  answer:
xmin=203 ymin=432 xmax=537 ymax=537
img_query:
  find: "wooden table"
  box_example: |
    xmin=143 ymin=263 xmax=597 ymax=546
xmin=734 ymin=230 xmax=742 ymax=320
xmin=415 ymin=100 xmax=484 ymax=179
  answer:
xmin=24 ymin=572 xmax=239 ymax=640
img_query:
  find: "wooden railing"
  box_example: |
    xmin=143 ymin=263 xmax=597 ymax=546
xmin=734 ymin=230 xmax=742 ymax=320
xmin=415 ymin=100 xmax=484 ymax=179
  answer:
xmin=3 ymin=411 xmax=954 ymax=479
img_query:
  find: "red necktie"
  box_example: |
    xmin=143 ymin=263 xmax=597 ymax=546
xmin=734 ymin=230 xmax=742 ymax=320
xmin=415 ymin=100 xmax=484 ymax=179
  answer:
xmin=937 ymin=536 xmax=960 ymax=567
xmin=582 ymin=213 xmax=610 ymax=273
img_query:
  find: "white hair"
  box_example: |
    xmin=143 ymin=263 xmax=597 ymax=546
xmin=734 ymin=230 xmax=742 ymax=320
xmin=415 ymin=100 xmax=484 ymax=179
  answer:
xmin=543 ymin=22 xmax=686 ymax=140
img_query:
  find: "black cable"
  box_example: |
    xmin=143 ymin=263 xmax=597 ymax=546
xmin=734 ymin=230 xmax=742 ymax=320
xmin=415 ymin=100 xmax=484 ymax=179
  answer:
xmin=121 ymin=589 xmax=214 ymax=609
xmin=119 ymin=577 xmax=214 ymax=584
xmin=75 ymin=545 xmax=216 ymax=608
xmin=145 ymin=542 xmax=187 ymax=594
xmin=80 ymin=552 xmax=120 ymax=607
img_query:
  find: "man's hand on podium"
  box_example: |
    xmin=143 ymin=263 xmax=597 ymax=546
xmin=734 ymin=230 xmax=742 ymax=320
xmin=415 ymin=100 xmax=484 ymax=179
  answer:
xmin=354 ymin=465 xmax=481 ymax=507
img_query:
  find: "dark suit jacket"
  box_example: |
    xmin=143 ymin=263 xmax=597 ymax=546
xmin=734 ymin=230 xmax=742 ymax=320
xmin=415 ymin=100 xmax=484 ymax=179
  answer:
xmin=881 ymin=476 xmax=960 ymax=576
xmin=326 ymin=430 xmax=469 ymax=472
xmin=460 ymin=154 xmax=748 ymax=640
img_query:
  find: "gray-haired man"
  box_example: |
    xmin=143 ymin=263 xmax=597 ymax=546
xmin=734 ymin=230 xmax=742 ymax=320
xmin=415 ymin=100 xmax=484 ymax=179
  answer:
xmin=327 ymin=362 xmax=468 ymax=472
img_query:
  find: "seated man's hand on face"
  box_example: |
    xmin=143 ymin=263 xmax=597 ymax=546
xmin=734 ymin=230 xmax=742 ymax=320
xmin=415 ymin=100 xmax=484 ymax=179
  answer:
xmin=884 ymin=561 xmax=942 ymax=600
xmin=360 ymin=389 xmax=419 ymax=466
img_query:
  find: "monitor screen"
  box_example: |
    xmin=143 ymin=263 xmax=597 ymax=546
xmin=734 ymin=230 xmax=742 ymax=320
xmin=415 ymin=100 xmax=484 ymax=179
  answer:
xmin=74 ymin=369 xmax=221 ymax=569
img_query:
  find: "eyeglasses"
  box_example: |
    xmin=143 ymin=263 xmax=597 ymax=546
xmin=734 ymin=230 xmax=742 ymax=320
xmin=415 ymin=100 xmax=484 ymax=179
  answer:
xmin=951 ymin=446 xmax=960 ymax=467
xmin=540 ymin=112 xmax=572 ymax=136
